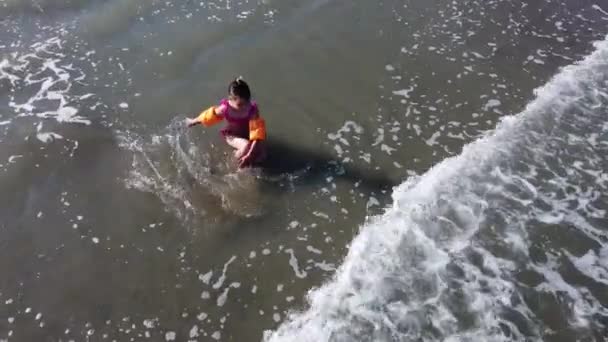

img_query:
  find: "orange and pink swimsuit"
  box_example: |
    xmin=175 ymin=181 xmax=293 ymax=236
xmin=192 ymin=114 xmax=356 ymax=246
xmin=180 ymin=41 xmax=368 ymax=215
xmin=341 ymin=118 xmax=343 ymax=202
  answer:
xmin=194 ymin=99 xmax=266 ymax=141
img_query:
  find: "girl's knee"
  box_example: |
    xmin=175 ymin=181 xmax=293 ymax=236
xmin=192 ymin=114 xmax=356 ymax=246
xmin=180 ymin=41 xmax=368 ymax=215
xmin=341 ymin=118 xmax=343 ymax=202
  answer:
xmin=225 ymin=136 xmax=248 ymax=149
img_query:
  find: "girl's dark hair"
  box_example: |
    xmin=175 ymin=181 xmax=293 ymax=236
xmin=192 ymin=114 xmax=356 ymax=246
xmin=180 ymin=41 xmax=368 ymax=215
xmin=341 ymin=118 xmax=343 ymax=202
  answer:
xmin=228 ymin=77 xmax=251 ymax=101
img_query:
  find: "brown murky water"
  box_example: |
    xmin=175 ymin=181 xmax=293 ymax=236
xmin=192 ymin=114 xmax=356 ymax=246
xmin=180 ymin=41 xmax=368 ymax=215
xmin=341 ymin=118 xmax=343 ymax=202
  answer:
xmin=1 ymin=0 xmax=607 ymax=341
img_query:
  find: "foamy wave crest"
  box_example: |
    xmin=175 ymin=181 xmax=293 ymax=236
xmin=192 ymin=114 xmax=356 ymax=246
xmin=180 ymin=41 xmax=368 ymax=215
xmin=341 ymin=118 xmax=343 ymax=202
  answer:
xmin=265 ymin=36 xmax=608 ymax=341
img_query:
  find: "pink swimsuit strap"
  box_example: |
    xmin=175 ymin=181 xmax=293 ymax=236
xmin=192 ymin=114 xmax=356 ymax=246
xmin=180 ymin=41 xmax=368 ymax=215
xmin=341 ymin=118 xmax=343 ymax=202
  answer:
xmin=220 ymin=99 xmax=257 ymax=123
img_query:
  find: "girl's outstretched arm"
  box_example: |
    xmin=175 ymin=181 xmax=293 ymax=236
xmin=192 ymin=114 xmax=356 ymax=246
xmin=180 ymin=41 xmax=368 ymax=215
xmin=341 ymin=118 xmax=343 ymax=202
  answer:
xmin=186 ymin=105 xmax=225 ymax=127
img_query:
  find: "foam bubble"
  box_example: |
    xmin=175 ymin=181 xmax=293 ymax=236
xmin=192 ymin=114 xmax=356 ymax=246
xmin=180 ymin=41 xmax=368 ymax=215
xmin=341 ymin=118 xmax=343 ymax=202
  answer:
xmin=36 ymin=132 xmax=63 ymax=143
xmin=165 ymin=331 xmax=176 ymax=341
xmin=142 ymin=319 xmax=156 ymax=328
xmin=285 ymin=249 xmax=307 ymax=279
xmin=189 ymin=325 xmax=199 ymax=338
xmin=199 ymin=271 xmax=213 ymax=284
xmin=212 ymin=256 xmax=237 ymax=289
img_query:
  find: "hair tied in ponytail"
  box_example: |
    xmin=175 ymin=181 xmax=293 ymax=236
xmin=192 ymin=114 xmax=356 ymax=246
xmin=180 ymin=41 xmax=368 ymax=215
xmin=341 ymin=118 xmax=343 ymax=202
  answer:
xmin=228 ymin=77 xmax=251 ymax=101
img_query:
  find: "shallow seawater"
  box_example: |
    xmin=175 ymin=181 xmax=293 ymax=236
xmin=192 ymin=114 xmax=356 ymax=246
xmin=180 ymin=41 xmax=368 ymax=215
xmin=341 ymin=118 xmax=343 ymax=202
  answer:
xmin=1 ymin=0 xmax=607 ymax=341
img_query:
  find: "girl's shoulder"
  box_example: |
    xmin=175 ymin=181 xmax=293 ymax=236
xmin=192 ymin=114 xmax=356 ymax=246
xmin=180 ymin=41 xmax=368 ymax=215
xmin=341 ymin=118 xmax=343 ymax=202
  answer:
xmin=249 ymin=101 xmax=260 ymax=116
xmin=216 ymin=99 xmax=229 ymax=116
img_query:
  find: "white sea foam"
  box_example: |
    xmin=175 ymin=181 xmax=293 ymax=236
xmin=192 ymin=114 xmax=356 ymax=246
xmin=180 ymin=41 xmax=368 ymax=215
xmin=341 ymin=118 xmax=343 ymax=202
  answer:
xmin=6 ymin=37 xmax=91 ymax=125
xmin=265 ymin=36 xmax=608 ymax=342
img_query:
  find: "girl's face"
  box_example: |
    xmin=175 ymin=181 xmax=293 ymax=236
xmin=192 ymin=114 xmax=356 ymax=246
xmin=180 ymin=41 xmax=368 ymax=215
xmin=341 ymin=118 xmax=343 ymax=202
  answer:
xmin=228 ymin=95 xmax=248 ymax=110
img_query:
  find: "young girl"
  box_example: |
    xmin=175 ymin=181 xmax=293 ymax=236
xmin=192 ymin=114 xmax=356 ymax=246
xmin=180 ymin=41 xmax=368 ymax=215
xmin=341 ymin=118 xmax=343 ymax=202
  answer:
xmin=186 ymin=78 xmax=266 ymax=168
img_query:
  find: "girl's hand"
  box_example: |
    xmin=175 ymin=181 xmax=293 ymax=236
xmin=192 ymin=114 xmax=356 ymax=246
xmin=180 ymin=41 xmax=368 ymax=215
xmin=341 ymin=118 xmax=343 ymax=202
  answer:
xmin=238 ymin=149 xmax=252 ymax=168
xmin=186 ymin=118 xmax=199 ymax=127
xmin=238 ymin=141 xmax=257 ymax=168
xmin=238 ymin=153 xmax=251 ymax=168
